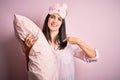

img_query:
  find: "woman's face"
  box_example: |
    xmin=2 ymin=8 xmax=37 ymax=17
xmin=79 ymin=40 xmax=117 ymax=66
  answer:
xmin=48 ymin=13 xmax=62 ymax=32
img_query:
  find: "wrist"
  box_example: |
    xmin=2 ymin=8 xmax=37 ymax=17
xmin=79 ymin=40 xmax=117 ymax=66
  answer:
xmin=76 ymin=38 xmax=84 ymax=46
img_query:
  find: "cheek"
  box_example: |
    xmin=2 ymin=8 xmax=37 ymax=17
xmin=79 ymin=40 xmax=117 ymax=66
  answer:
xmin=47 ymin=19 xmax=51 ymax=27
xmin=58 ymin=21 xmax=62 ymax=27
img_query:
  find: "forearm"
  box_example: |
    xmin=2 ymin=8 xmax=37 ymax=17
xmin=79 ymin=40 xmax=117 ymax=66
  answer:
xmin=23 ymin=44 xmax=30 ymax=70
xmin=76 ymin=39 xmax=96 ymax=58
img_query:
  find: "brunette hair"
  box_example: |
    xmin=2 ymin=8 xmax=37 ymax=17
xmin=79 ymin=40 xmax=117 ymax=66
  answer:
xmin=42 ymin=14 xmax=67 ymax=49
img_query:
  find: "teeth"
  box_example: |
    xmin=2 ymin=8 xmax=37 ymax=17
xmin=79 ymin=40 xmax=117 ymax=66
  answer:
xmin=52 ymin=23 xmax=57 ymax=27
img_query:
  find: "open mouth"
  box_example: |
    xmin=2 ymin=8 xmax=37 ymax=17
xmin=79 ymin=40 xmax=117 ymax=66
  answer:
xmin=51 ymin=23 xmax=58 ymax=27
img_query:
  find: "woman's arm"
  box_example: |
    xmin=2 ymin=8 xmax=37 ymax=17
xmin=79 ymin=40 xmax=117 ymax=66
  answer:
xmin=76 ymin=38 xmax=96 ymax=58
xmin=64 ymin=36 xmax=96 ymax=58
xmin=22 ymin=34 xmax=37 ymax=70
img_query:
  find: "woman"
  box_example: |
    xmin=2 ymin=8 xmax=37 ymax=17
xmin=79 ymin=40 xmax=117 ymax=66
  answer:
xmin=24 ymin=3 xmax=99 ymax=80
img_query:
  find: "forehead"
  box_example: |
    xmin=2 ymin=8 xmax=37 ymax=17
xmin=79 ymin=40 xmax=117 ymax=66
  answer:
xmin=50 ymin=13 xmax=62 ymax=18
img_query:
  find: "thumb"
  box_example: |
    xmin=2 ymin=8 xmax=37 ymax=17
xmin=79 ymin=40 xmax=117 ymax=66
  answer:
xmin=63 ymin=37 xmax=68 ymax=42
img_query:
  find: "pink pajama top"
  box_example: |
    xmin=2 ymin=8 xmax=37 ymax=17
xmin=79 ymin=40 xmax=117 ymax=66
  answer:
xmin=49 ymin=42 xmax=99 ymax=80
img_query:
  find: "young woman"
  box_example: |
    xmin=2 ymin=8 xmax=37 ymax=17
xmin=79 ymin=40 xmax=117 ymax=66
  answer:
xmin=24 ymin=3 xmax=99 ymax=80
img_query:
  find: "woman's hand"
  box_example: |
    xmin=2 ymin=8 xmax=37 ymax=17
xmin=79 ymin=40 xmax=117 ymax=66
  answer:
xmin=63 ymin=36 xmax=81 ymax=44
xmin=23 ymin=34 xmax=37 ymax=55
xmin=25 ymin=34 xmax=37 ymax=49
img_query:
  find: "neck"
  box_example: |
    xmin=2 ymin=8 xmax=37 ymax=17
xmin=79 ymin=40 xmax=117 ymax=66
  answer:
xmin=50 ymin=30 xmax=59 ymax=42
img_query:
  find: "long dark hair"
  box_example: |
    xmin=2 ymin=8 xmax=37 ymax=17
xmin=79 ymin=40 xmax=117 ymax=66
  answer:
xmin=42 ymin=14 xmax=67 ymax=49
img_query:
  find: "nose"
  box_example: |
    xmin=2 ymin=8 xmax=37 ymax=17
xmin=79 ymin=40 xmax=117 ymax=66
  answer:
xmin=53 ymin=18 xmax=57 ymax=23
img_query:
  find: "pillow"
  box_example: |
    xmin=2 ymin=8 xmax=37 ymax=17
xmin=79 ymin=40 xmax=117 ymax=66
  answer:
xmin=13 ymin=14 xmax=55 ymax=80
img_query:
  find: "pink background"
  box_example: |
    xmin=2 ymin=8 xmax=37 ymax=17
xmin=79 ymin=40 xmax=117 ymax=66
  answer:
xmin=0 ymin=0 xmax=120 ymax=80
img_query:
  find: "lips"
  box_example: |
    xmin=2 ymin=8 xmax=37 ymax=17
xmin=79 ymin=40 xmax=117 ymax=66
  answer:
xmin=51 ymin=23 xmax=58 ymax=27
